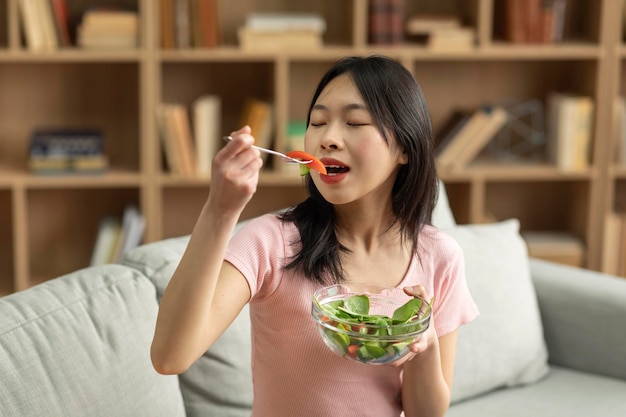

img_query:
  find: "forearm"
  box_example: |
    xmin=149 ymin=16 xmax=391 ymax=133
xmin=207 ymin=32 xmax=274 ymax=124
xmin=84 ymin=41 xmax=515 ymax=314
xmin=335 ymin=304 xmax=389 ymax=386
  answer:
xmin=151 ymin=202 xmax=241 ymax=374
xmin=401 ymin=338 xmax=451 ymax=417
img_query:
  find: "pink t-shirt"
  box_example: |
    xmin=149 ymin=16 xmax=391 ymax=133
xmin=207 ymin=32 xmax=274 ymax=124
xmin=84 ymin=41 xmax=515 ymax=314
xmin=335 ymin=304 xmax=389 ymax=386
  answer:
xmin=225 ymin=213 xmax=478 ymax=417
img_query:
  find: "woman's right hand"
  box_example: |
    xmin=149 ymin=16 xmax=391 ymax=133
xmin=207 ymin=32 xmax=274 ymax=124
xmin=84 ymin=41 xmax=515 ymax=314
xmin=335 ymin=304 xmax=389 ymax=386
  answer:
xmin=207 ymin=125 xmax=263 ymax=215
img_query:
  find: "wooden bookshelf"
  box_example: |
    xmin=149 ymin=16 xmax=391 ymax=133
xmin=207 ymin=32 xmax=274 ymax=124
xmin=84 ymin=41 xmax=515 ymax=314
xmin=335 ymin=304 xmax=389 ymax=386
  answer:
xmin=0 ymin=0 xmax=624 ymax=294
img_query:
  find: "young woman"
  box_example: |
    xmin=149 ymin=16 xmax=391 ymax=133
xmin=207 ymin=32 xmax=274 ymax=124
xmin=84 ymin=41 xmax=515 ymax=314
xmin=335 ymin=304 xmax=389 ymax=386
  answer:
xmin=151 ymin=55 xmax=479 ymax=417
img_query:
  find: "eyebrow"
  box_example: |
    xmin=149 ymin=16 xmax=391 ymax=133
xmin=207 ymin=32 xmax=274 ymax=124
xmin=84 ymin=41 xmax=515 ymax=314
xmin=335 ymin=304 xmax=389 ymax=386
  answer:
xmin=311 ymin=103 xmax=368 ymax=112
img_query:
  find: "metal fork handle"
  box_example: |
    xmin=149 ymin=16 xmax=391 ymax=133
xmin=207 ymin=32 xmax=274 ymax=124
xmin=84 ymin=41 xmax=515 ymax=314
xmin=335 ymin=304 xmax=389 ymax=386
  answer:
xmin=222 ymin=136 xmax=311 ymax=164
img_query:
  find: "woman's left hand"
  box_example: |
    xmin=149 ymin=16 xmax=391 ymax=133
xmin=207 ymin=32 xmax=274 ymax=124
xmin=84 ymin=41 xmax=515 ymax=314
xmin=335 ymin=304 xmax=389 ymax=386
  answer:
xmin=388 ymin=285 xmax=438 ymax=367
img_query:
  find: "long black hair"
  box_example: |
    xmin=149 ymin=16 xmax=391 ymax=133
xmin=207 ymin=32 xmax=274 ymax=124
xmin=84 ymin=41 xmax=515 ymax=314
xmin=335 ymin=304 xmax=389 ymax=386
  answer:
xmin=280 ymin=55 xmax=439 ymax=285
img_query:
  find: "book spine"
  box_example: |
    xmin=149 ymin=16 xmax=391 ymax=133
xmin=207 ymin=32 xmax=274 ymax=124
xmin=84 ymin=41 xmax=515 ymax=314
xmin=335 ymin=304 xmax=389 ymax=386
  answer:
xmin=50 ymin=0 xmax=71 ymax=46
xmin=369 ymin=0 xmax=390 ymax=45
xmin=388 ymin=0 xmax=405 ymax=45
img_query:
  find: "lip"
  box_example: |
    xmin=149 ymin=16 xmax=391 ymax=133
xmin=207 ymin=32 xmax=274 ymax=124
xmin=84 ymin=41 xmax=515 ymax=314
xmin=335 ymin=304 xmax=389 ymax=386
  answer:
xmin=319 ymin=157 xmax=349 ymax=184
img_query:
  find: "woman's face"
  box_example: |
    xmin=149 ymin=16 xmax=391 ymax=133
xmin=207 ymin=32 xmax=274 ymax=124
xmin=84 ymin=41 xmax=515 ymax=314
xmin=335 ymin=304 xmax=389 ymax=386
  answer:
xmin=305 ymin=74 xmax=408 ymax=206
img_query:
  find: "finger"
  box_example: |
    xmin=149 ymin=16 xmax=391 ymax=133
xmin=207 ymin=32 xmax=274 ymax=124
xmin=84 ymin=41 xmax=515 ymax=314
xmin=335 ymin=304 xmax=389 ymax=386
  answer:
xmin=403 ymin=284 xmax=428 ymax=299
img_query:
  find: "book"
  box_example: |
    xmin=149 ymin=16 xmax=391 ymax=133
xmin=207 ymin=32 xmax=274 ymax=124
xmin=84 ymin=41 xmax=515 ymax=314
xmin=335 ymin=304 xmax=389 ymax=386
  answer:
xmin=237 ymin=28 xmax=323 ymax=50
xmin=174 ymin=0 xmax=191 ymax=48
xmin=436 ymin=107 xmax=492 ymax=171
xmin=434 ymin=110 xmax=472 ymax=155
xmin=169 ymin=104 xmax=197 ymax=177
xmin=90 ymin=216 xmax=122 ymax=266
xmin=160 ymin=0 xmax=176 ymax=49
xmin=156 ymin=104 xmax=184 ymax=176
xmin=546 ymin=92 xmax=594 ymax=171
xmin=425 ymin=28 xmax=475 ymax=50
xmin=29 ymin=129 xmax=105 ymax=156
xmin=193 ymin=95 xmax=221 ymax=176
xmin=369 ymin=0 xmax=405 ymax=45
xmin=405 ymin=14 xmax=461 ymax=35
xmin=29 ymin=155 xmax=108 ymax=175
xmin=77 ymin=9 xmax=138 ymax=49
xmin=244 ymin=12 xmax=326 ymax=33
xmin=50 ymin=0 xmax=71 ymax=47
xmin=500 ymin=0 xmax=567 ymax=44
xmin=443 ymin=106 xmax=508 ymax=170
xmin=197 ymin=0 xmax=220 ymax=47
xmin=388 ymin=0 xmax=405 ymax=45
xmin=111 ymin=205 xmax=146 ymax=263
xmin=239 ymin=98 xmax=274 ymax=163
xmin=18 ymin=0 xmax=46 ymax=51
xmin=36 ymin=0 xmax=59 ymax=50
xmin=156 ymin=103 xmax=197 ymax=177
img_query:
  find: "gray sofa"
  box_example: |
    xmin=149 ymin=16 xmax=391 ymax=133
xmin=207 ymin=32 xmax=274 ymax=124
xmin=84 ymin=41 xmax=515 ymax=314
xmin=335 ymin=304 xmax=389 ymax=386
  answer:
xmin=1 ymin=187 xmax=626 ymax=417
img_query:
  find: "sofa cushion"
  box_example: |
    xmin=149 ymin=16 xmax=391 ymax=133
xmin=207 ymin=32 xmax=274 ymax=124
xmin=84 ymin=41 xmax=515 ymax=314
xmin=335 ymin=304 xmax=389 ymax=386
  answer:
xmin=123 ymin=236 xmax=253 ymax=417
xmin=443 ymin=219 xmax=550 ymax=403
xmin=447 ymin=366 xmax=626 ymax=417
xmin=432 ymin=180 xmax=456 ymax=229
xmin=0 ymin=264 xmax=185 ymax=417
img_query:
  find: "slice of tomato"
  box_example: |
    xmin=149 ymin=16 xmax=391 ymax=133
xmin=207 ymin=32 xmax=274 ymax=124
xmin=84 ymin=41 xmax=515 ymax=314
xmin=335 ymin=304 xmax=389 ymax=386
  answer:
xmin=285 ymin=151 xmax=327 ymax=175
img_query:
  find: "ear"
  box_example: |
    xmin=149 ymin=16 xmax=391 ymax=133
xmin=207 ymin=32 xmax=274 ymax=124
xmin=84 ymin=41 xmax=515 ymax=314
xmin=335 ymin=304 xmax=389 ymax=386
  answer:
xmin=397 ymin=150 xmax=409 ymax=165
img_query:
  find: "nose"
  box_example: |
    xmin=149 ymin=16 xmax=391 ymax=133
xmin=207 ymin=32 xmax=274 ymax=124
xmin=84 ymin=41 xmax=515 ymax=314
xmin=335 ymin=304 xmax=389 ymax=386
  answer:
xmin=320 ymin=133 xmax=344 ymax=151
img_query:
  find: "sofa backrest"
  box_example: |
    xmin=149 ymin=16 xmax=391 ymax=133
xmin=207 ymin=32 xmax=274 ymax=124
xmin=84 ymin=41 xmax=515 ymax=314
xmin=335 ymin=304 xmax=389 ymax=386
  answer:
xmin=0 ymin=264 xmax=185 ymax=417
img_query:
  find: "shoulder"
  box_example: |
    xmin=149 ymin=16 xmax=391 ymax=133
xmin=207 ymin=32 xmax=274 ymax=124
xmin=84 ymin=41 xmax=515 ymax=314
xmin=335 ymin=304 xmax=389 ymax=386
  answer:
xmin=230 ymin=212 xmax=298 ymax=251
xmin=419 ymin=224 xmax=464 ymax=262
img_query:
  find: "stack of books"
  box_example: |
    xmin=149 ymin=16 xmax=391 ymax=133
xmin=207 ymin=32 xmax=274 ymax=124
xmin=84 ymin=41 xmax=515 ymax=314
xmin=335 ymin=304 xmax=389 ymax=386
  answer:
xmin=405 ymin=14 xmax=475 ymax=50
xmin=77 ymin=9 xmax=138 ymax=49
xmin=28 ymin=129 xmax=108 ymax=175
xmin=238 ymin=12 xmax=326 ymax=50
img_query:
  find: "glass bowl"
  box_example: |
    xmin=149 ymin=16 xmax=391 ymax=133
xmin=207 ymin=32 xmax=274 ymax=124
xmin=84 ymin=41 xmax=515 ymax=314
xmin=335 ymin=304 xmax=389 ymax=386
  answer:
xmin=311 ymin=282 xmax=431 ymax=365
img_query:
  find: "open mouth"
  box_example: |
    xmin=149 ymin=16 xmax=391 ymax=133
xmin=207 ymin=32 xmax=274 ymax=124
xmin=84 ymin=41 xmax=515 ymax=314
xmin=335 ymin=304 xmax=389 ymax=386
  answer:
xmin=324 ymin=165 xmax=350 ymax=176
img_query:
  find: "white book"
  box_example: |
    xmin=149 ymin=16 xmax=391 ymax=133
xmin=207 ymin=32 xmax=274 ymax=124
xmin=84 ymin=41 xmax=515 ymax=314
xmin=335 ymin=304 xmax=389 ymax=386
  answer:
xmin=193 ymin=95 xmax=221 ymax=176
xmin=113 ymin=206 xmax=145 ymax=263
xmin=90 ymin=217 xmax=122 ymax=266
xmin=245 ymin=12 xmax=326 ymax=33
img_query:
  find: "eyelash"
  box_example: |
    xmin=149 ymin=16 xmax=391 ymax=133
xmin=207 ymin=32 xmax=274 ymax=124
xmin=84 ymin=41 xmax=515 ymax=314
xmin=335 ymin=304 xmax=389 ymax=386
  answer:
xmin=309 ymin=122 xmax=368 ymax=127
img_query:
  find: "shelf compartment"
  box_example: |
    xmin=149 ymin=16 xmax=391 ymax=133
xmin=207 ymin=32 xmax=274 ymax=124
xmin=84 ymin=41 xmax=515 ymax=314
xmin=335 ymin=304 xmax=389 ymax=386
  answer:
xmin=0 ymin=62 xmax=140 ymax=173
xmin=26 ymin=187 xmax=140 ymax=284
xmin=411 ymin=59 xmax=599 ymax=135
xmin=160 ymin=60 xmax=275 ymax=172
xmin=160 ymin=184 xmax=307 ymax=239
xmin=484 ymin=180 xmax=590 ymax=237
xmin=0 ymin=189 xmax=14 ymax=295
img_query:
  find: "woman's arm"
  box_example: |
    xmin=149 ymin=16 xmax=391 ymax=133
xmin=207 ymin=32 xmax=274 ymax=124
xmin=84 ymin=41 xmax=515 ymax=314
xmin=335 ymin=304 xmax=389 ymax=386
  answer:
xmin=401 ymin=329 xmax=457 ymax=417
xmin=150 ymin=127 xmax=263 ymax=375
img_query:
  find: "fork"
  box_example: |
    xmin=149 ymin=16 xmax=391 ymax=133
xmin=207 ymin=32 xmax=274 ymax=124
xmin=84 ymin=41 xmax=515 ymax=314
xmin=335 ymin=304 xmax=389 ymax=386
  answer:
xmin=222 ymin=136 xmax=312 ymax=164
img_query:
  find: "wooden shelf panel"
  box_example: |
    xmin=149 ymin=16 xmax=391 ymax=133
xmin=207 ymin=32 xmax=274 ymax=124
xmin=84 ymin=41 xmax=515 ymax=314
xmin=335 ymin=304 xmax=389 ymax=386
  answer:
xmin=0 ymin=168 xmax=142 ymax=188
xmin=439 ymin=163 xmax=597 ymax=182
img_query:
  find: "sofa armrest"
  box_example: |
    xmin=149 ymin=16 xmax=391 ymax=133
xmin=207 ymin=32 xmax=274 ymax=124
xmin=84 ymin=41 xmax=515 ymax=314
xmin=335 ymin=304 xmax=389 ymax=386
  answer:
xmin=529 ymin=258 xmax=626 ymax=381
